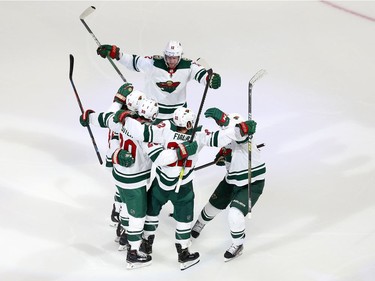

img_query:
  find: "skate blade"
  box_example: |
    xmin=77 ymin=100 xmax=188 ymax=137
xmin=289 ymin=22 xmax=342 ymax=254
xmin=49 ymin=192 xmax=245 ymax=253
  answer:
xmin=126 ymin=260 xmax=152 ymax=270
xmin=224 ymin=250 xmax=243 ymax=262
xmin=180 ymin=258 xmax=200 ymax=270
xmin=109 ymin=221 xmax=118 ymax=227
xmin=118 ymin=244 xmax=128 ymax=251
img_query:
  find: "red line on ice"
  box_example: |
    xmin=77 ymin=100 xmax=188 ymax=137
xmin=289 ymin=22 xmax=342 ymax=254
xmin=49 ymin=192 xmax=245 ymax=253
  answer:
xmin=320 ymin=0 xmax=375 ymax=22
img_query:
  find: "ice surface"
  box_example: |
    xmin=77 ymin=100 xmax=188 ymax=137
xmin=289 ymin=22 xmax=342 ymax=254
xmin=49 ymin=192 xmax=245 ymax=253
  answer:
xmin=0 ymin=1 xmax=374 ymax=281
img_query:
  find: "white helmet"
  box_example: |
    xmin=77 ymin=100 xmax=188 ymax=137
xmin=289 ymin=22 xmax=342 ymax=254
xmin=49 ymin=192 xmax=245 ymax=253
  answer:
xmin=126 ymin=90 xmax=145 ymax=112
xmin=224 ymin=113 xmax=245 ymax=129
xmin=138 ymin=98 xmax=159 ymax=121
xmin=172 ymin=107 xmax=196 ymax=129
xmin=164 ymin=40 xmax=183 ymax=57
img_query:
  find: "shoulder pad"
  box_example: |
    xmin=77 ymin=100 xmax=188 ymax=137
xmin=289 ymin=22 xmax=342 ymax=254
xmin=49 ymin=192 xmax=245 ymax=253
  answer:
xmin=151 ymin=119 xmax=166 ymax=126
xmin=196 ymin=125 xmax=203 ymax=132
xmin=187 ymin=125 xmax=202 ymax=134
xmin=177 ymin=58 xmax=192 ymax=69
xmin=170 ymin=121 xmax=178 ymax=131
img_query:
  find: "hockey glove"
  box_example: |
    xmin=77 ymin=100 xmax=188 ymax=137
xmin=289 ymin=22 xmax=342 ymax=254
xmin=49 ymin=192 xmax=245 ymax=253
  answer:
xmin=113 ymin=110 xmax=132 ymax=125
xmin=112 ymin=148 xmax=135 ymax=167
xmin=204 ymin=107 xmax=229 ymax=127
xmin=79 ymin=109 xmax=95 ymax=127
xmin=176 ymin=141 xmax=198 ymax=160
xmin=208 ymin=73 xmax=221 ymax=89
xmin=113 ymin=83 xmax=134 ymax=105
xmin=97 ymin=44 xmax=121 ymax=60
xmin=236 ymin=120 xmax=257 ymax=136
xmin=214 ymin=147 xmax=232 ymax=166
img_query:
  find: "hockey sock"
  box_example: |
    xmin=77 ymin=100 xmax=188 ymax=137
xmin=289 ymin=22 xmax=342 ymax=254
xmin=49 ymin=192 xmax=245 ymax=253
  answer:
xmin=228 ymin=207 xmax=245 ymax=245
xmin=200 ymin=202 xmax=221 ymax=223
xmin=143 ymin=215 xmax=158 ymax=238
xmin=128 ymin=217 xmax=146 ymax=250
xmin=175 ymin=221 xmax=193 ymax=248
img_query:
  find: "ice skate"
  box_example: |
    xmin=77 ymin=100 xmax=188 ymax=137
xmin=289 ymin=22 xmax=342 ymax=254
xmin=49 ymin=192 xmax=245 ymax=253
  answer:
xmin=118 ymin=230 xmax=130 ymax=251
xmin=115 ymin=222 xmax=126 ymax=243
xmin=109 ymin=203 xmax=120 ymax=227
xmin=191 ymin=220 xmax=205 ymax=238
xmin=126 ymin=249 xmax=152 ymax=269
xmin=175 ymin=243 xmax=200 ymax=270
xmin=140 ymin=235 xmax=155 ymax=254
xmin=224 ymin=244 xmax=243 ymax=262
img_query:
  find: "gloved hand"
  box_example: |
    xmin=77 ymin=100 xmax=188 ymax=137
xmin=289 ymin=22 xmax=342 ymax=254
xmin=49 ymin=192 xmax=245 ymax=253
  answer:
xmin=112 ymin=148 xmax=135 ymax=167
xmin=176 ymin=141 xmax=198 ymax=160
xmin=236 ymin=120 xmax=257 ymax=136
xmin=79 ymin=109 xmax=95 ymax=127
xmin=204 ymin=107 xmax=229 ymax=126
xmin=113 ymin=110 xmax=132 ymax=125
xmin=97 ymin=44 xmax=121 ymax=60
xmin=113 ymin=83 xmax=134 ymax=104
xmin=208 ymin=73 xmax=221 ymax=89
xmin=214 ymin=147 xmax=232 ymax=166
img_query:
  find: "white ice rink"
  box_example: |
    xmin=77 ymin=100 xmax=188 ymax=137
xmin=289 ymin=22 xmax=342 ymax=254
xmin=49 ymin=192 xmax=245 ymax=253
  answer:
xmin=1 ymin=1 xmax=375 ymax=281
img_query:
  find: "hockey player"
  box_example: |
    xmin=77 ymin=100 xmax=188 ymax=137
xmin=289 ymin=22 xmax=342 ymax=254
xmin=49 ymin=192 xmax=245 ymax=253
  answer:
xmin=97 ymin=40 xmax=222 ymax=223
xmin=106 ymin=83 xmax=134 ymax=229
xmin=80 ymin=82 xmax=134 ymax=232
xmin=110 ymin=90 xmax=147 ymax=252
xmin=80 ymin=92 xmax=158 ymax=269
xmin=191 ymin=108 xmax=266 ymax=262
xmin=96 ymin=40 xmax=222 ymax=121
xmin=113 ymin=106 xmax=257 ymax=270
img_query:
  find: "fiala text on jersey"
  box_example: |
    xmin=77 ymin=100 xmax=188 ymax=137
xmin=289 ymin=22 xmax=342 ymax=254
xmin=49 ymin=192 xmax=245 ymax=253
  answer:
xmin=173 ymin=132 xmax=191 ymax=142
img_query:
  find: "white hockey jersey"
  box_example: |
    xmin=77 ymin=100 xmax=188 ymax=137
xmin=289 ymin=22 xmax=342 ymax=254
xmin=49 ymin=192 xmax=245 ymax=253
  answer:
xmin=119 ymin=54 xmax=209 ymax=120
xmin=222 ymin=137 xmax=266 ymax=186
xmin=90 ymin=112 xmax=153 ymax=190
xmin=133 ymin=120 xmax=243 ymax=191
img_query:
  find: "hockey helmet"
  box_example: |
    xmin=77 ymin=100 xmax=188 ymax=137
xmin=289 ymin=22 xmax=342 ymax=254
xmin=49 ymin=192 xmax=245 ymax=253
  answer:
xmin=138 ymin=98 xmax=159 ymax=121
xmin=164 ymin=40 xmax=183 ymax=57
xmin=172 ymin=107 xmax=196 ymax=130
xmin=164 ymin=40 xmax=183 ymax=67
xmin=126 ymin=90 xmax=145 ymax=112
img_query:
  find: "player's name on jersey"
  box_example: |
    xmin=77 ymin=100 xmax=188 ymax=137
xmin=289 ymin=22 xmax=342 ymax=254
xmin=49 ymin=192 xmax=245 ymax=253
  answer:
xmin=121 ymin=127 xmax=133 ymax=138
xmin=173 ymin=132 xmax=191 ymax=142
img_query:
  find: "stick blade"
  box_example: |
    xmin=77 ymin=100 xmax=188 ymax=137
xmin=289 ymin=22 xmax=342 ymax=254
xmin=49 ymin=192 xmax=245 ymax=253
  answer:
xmin=249 ymin=69 xmax=267 ymax=85
xmin=69 ymin=54 xmax=74 ymax=80
xmin=80 ymin=6 xmax=96 ymax=19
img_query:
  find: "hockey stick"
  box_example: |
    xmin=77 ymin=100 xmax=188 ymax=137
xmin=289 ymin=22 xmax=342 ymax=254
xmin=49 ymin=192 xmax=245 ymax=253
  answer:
xmin=195 ymin=143 xmax=265 ymax=172
xmin=80 ymin=6 xmax=127 ymax=82
xmin=248 ymin=69 xmax=267 ymax=216
xmin=194 ymin=160 xmax=217 ymax=171
xmin=175 ymin=58 xmax=213 ymax=193
xmin=69 ymin=54 xmax=103 ymax=165
xmin=194 ymin=156 xmax=224 ymax=171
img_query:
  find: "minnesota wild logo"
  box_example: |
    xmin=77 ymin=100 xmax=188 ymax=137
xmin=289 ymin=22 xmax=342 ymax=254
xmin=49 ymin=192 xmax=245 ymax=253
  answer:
xmin=156 ymin=80 xmax=181 ymax=94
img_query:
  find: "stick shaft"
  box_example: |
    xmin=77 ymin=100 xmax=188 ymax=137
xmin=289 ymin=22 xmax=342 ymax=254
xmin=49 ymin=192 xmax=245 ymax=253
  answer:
xmin=175 ymin=68 xmax=213 ymax=193
xmin=248 ymin=81 xmax=253 ymax=214
xmin=69 ymin=54 xmax=103 ymax=165
xmin=247 ymin=69 xmax=266 ymax=215
xmin=79 ymin=8 xmax=127 ymax=82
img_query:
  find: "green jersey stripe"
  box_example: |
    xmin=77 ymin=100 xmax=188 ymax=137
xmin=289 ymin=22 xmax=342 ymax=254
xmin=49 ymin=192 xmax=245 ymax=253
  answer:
xmin=195 ymin=68 xmax=207 ymax=82
xmin=113 ymin=168 xmax=151 ymax=184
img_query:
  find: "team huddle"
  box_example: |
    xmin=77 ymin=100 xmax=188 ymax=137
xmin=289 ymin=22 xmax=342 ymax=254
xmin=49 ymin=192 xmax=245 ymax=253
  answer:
xmin=78 ymin=40 xmax=266 ymax=270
